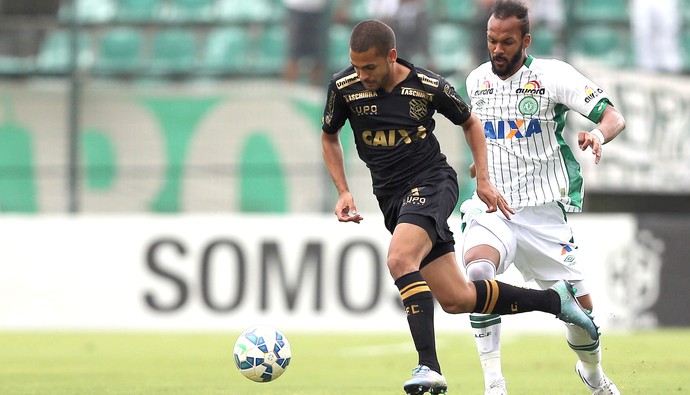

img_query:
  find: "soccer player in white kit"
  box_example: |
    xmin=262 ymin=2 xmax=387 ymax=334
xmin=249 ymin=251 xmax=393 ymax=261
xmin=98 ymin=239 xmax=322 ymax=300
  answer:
xmin=461 ymin=1 xmax=626 ymax=394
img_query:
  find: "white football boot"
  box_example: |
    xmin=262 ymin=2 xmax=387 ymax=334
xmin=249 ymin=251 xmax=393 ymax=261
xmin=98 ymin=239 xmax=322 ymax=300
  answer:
xmin=403 ymin=365 xmax=447 ymax=394
xmin=576 ymin=360 xmax=620 ymax=395
xmin=485 ymin=378 xmax=508 ymax=395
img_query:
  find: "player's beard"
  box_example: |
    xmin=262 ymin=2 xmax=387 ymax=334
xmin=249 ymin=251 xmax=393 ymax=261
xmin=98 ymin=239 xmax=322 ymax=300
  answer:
xmin=490 ymin=44 xmax=525 ymax=78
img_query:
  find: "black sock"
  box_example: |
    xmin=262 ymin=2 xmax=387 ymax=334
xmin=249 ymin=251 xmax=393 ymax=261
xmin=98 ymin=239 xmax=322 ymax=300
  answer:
xmin=472 ymin=279 xmax=560 ymax=315
xmin=395 ymin=271 xmax=441 ymax=374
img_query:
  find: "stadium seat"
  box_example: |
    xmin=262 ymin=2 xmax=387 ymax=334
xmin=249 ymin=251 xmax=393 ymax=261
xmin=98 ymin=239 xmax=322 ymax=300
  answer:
xmin=93 ymin=28 xmax=143 ymax=75
xmin=251 ymin=25 xmax=287 ymax=75
xmin=0 ymin=56 xmax=34 ymax=76
xmin=570 ymin=26 xmax=630 ymax=68
xmin=529 ymin=26 xmax=556 ymax=57
xmin=571 ymin=0 xmax=628 ymax=23
xmin=35 ymin=30 xmax=93 ymax=74
xmin=215 ymin=0 xmax=275 ymax=23
xmin=58 ymin=0 xmax=115 ymax=23
xmin=328 ymin=24 xmax=352 ymax=74
xmin=115 ymin=0 xmax=161 ymax=22
xmin=348 ymin=0 xmax=374 ymax=22
xmin=682 ymin=30 xmax=690 ymax=71
xmin=150 ymin=28 xmax=197 ymax=75
xmin=430 ymin=24 xmax=472 ymax=74
xmin=202 ymin=27 xmax=250 ymax=74
xmin=439 ymin=0 xmax=477 ymax=22
xmin=165 ymin=0 xmax=214 ymax=22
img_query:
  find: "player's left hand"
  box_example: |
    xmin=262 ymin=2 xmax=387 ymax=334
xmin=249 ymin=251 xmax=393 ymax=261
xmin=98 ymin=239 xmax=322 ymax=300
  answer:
xmin=578 ymin=131 xmax=602 ymax=164
xmin=476 ymin=179 xmax=514 ymax=220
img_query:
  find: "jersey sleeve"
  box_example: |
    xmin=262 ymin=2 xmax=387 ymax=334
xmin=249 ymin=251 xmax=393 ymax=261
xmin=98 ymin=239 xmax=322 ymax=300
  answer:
xmin=321 ymin=79 xmax=349 ymax=134
xmin=551 ymin=60 xmax=612 ymax=123
xmin=431 ymin=74 xmax=472 ymax=125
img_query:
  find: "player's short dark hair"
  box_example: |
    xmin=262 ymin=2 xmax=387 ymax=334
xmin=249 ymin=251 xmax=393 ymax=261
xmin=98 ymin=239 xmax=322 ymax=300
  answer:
xmin=350 ymin=19 xmax=396 ymax=57
xmin=491 ymin=0 xmax=530 ymax=37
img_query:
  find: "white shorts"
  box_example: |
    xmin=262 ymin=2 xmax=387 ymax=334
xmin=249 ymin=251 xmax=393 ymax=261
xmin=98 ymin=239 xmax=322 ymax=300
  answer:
xmin=460 ymin=197 xmax=589 ymax=296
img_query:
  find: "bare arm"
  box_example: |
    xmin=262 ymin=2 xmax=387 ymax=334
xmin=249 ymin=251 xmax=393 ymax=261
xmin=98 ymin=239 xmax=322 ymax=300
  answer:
xmin=578 ymin=104 xmax=626 ymax=164
xmin=461 ymin=114 xmax=514 ymax=219
xmin=321 ymin=131 xmax=363 ymax=223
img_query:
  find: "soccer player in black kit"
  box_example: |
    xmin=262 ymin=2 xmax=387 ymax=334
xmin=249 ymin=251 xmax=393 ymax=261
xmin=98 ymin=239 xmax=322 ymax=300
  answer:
xmin=320 ymin=19 xmax=599 ymax=395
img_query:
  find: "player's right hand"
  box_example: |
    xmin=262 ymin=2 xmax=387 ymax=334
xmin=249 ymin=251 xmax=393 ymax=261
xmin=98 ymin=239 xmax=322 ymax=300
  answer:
xmin=335 ymin=192 xmax=363 ymax=224
xmin=476 ymin=179 xmax=514 ymax=220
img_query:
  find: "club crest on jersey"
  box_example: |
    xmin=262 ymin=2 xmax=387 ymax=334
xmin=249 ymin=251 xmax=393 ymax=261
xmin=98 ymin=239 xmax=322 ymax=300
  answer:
xmin=473 ymin=80 xmax=494 ymax=96
xmin=409 ymin=98 xmax=428 ymax=120
xmin=483 ymin=119 xmax=543 ymax=139
xmin=519 ymin=96 xmax=539 ymax=115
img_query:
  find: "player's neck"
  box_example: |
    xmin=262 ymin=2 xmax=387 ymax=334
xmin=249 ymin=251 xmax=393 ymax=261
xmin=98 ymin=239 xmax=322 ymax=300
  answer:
xmin=383 ymin=62 xmax=410 ymax=92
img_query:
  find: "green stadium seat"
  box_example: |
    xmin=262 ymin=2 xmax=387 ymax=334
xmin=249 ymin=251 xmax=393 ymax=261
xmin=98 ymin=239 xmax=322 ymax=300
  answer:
xmin=252 ymin=25 xmax=286 ymax=75
xmin=58 ymin=0 xmax=115 ymax=23
xmin=572 ymin=0 xmax=628 ymax=23
xmin=328 ymin=24 xmax=352 ymax=73
xmin=0 ymin=56 xmax=34 ymax=76
xmin=150 ymin=28 xmax=197 ymax=75
xmin=430 ymin=24 xmax=472 ymax=74
xmin=166 ymin=0 xmax=215 ymax=22
xmin=529 ymin=26 xmax=556 ymax=57
xmin=115 ymin=0 xmax=161 ymax=22
xmin=439 ymin=0 xmax=477 ymax=22
xmin=570 ymin=26 xmax=630 ymax=68
xmin=93 ymin=28 xmax=143 ymax=75
xmin=216 ymin=0 xmax=275 ymax=23
xmin=348 ymin=0 xmax=374 ymax=22
xmin=36 ymin=30 xmax=93 ymax=74
xmin=682 ymin=30 xmax=690 ymax=71
xmin=683 ymin=0 xmax=690 ymax=24
xmin=202 ymin=27 xmax=250 ymax=74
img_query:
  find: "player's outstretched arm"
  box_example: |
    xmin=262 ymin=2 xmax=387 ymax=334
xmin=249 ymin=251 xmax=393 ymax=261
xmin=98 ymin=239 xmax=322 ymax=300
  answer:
xmin=578 ymin=105 xmax=626 ymax=164
xmin=461 ymin=115 xmax=514 ymax=219
xmin=321 ymin=131 xmax=363 ymax=223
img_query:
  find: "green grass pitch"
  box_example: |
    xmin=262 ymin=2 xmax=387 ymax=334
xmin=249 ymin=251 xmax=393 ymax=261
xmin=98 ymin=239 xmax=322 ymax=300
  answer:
xmin=0 ymin=329 xmax=688 ymax=394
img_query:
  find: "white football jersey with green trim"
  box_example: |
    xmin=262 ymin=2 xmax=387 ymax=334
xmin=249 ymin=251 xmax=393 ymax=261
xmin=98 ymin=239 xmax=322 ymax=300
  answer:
xmin=466 ymin=55 xmax=610 ymax=212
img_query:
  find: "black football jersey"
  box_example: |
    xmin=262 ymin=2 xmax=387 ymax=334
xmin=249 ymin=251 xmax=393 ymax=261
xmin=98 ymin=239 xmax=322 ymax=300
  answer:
xmin=322 ymin=58 xmax=472 ymax=197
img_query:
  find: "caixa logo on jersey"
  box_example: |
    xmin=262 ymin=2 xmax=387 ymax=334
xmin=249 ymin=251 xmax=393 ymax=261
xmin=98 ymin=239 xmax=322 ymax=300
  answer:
xmin=483 ymin=119 xmax=543 ymax=139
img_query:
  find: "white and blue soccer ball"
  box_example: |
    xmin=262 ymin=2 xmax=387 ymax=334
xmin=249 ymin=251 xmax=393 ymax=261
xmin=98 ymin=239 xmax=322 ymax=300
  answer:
xmin=233 ymin=325 xmax=291 ymax=383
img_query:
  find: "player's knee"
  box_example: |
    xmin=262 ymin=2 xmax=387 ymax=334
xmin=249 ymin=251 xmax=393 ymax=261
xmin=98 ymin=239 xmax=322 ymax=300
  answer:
xmin=386 ymin=253 xmax=417 ymax=279
xmin=436 ymin=287 xmax=475 ymax=314
xmin=465 ymin=258 xmax=497 ymax=281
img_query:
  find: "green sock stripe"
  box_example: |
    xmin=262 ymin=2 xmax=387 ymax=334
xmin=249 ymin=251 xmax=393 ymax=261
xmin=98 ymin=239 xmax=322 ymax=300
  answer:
xmin=568 ymin=340 xmax=600 ymax=352
xmin=470 ymin=314 xmax=501 ymax=328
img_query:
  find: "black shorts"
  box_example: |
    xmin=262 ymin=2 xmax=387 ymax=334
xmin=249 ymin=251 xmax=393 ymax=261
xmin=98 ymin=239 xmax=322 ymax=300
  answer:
xmin=377 ymin=171 xmax=459 ymax=268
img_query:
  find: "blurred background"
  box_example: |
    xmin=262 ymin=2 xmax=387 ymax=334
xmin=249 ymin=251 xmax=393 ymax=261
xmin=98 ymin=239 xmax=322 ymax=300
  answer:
xmin=0 ymin=0 xmax=688 ymax=333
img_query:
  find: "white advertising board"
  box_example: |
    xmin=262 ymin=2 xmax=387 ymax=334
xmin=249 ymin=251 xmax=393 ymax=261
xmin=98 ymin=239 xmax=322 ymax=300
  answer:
xmin=0 ymin=214 xmax=636 ymax=333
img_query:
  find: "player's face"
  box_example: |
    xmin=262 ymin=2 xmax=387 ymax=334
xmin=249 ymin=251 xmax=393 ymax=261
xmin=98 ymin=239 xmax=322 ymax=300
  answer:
xmin=350 ymin=47 xmax=395 ymax=91
xmin=487 ymin=15 xmax=531 ymax=79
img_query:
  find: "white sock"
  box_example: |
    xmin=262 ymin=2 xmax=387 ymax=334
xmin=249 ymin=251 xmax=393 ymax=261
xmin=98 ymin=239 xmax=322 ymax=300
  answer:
xmin=472 ymin=314 xmax=503 ymax=387
xmin=466 ymin=259 xmax=503 ymax=387
xmin=566 ymin=323 xmax=603 ymax=385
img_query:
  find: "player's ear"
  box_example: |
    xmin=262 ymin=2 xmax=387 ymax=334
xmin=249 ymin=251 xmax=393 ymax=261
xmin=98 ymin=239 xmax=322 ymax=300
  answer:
xmin=387 ymin=48 xmax=397 ymax=64
xmin=523 ymin=33 xmax=532 ymax=50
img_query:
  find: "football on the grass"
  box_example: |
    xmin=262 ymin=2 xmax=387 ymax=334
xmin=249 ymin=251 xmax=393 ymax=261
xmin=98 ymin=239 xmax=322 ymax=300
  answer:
xmin=233 ymin=325 xmax=291 ymax=382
